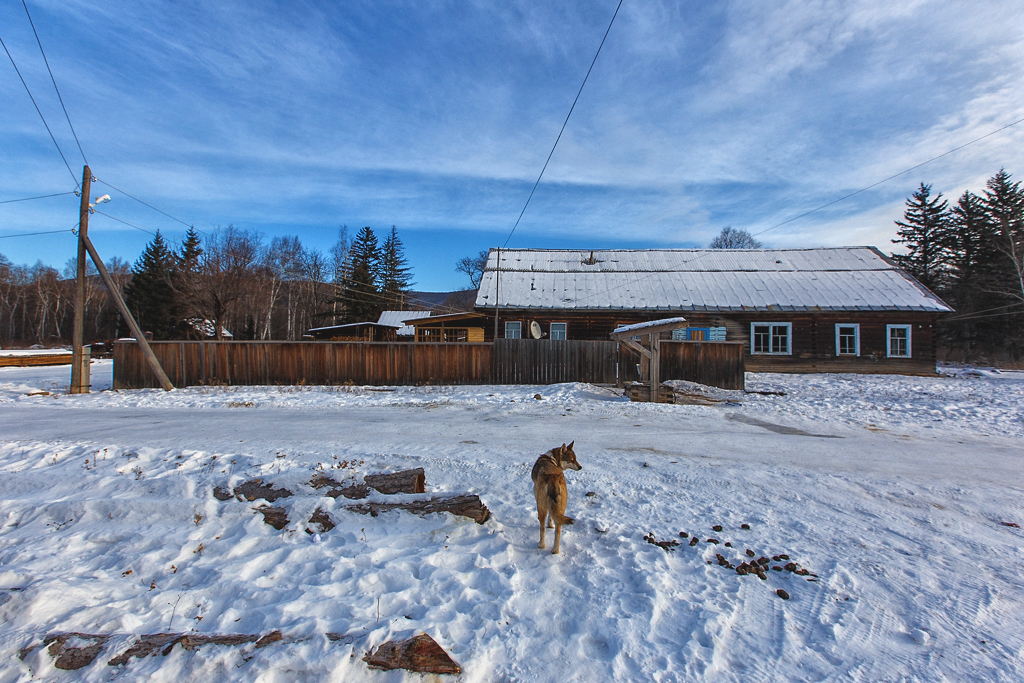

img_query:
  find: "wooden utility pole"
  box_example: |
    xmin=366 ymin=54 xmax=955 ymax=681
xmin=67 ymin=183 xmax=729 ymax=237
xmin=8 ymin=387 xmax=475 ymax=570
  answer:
xmin=70 ymin=165 xmax=91 ymax=393
xmin=492 ymin=248 xmax=500 ymax=340
xmin=69 ymin=163 xmax=174 ymax=392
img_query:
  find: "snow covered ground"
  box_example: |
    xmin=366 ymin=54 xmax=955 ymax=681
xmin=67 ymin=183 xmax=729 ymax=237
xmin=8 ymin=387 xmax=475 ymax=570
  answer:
xmin=1 ymin=361 xmax=1022 ymax=681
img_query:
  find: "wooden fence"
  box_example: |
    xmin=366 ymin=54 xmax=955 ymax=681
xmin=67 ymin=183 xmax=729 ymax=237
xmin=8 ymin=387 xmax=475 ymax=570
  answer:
xmin=113 ymin=339 xmax=743 ymax=389
xmin=659 ymin=340 xmax=746 ymax=391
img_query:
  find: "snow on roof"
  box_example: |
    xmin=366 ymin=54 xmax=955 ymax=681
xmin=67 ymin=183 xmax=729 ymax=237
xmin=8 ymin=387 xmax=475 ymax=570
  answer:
xmin=475 ymin=247 xmax=952 ymax=312
xmin=612 ymin=317 xmax=689 ymax=335
xmin=377 ymin=310 xmax=432 ymax=336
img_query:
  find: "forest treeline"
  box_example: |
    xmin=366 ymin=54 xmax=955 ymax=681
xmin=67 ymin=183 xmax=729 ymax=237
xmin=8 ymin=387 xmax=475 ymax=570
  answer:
xmin=891 ymin=169 xmax=1024 ymax=361
xmin=0 ymin=224 xmax=419 ymax=345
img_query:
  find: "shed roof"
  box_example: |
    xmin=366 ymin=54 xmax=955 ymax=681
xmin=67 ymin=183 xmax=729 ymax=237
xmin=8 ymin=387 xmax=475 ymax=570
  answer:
xmin=377 ymin=310 xmax=432 ymax=336
xmin=475 ymin=247 xmax=951 ymax=313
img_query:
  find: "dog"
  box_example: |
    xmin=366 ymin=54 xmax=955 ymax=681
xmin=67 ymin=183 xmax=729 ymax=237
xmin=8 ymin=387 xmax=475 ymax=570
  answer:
xmin=531 ymin=441 xmax=582 ymax=554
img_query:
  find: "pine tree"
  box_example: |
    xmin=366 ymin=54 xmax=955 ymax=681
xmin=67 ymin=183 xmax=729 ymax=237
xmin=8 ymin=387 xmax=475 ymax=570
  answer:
xmin=891 ymin=183 xmax=949 ymax=291
xmin=341 ymin=226 xmax=381 ymax=322
xmin=379 ymin=226 xmax=414 ymax=309
xmin=172 ymin=227 xmax=204 ymax=337
xmin=124 ymin=231 xmax=177 ymax=339
xmin=982 ymin=169 xmax=1024 ymax=305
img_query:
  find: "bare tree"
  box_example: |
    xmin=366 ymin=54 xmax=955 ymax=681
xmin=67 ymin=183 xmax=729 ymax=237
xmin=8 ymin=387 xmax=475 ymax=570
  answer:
xmin=197 ymin=226 xmax=261 ymax=341
xmin=455 ymin=250 xmax=489 ymax=289
xmin=709 ymin=227 xmax=763 ymax=249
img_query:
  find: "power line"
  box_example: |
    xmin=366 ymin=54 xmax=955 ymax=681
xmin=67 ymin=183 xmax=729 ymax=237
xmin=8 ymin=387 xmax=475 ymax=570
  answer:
xmin=0 ymin=190 xmax=76 ymax=204
xmin=502 ymin=0 xmax=624 ymax=249
xmin=21 ymin=0 xmax=87 ymax=165
xmin=752 ymin=115 xmax=1024 ymax=238
xmin=92 ymin=210 xmax=158 ymax=236
xmin=0 ymin=227 xmax=75 ymax=239
xmin=94 ymin=177 xmax=204 ymax=233
xmin=0 ymin=30 xmax=78 ymax=186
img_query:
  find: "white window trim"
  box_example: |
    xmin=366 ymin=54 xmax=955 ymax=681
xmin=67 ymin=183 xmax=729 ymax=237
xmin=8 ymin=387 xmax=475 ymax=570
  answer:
xmin=750 ymin=322 xmax=792 ymax=355
xmin=886 ymin=324 xmax=913 ymax=358
xmin=504 ymin=321 xmax=521 ymax=339
xmin=550 ymin=322 xmax=567 ymax=340
xmin=834 ymin=323 xmax=861 ymax=357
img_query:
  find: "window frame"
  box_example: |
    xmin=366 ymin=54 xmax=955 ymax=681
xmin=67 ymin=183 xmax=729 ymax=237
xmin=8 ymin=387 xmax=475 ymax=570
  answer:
xmin=834 ymin=323 xmax=861 ymax=357
xmin=504 ymin=320 xmax=522 ymax=339
xmin=886 ymin=324 xmax=912 ymax=358
xmin=750 ymin=322 xmax=792 ymax=355
xmin=549 ymin=322 xmax=567 ymax=340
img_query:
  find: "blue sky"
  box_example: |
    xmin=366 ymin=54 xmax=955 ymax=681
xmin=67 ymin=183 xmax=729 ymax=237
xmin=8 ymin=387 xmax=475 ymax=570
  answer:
xmin=2 ymin=0 xmax=1023 ymax=291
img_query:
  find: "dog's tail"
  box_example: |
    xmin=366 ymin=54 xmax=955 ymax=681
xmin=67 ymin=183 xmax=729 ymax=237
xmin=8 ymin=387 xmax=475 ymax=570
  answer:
xmin=549 ymin=511 xmax=575 ymax=525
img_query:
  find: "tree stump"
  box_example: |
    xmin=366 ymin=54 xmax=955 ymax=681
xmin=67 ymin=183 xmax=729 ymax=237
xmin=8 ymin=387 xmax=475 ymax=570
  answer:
xmin=346 ymin=494 xmax=490 ymax=524
xmin=363 ymin=633 xmax=461 ymax=674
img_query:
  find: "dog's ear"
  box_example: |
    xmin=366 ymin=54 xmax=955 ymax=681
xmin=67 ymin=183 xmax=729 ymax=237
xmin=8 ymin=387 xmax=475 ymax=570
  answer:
xmin=568 ymin=440 xmax=574 ymax=451
xmin=560 ymin=443 xmax=566 ymax=453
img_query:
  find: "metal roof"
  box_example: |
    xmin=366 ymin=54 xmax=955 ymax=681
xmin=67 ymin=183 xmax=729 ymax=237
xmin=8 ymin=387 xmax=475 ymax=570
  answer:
xmin=474 ymin=247 xmax=952 ymax=312
xmin=377 ymin=310 xmax=432 ymax=336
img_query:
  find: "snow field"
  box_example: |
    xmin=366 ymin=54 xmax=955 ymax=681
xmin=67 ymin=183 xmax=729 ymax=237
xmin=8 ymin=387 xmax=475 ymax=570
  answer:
xmin=0 ymin=361 xmax=1023 ymax=680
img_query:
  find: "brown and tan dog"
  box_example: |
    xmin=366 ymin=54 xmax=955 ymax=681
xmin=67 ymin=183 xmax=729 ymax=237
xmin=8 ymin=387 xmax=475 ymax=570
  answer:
xmin=531 ymin=442 xmax=582 ymax=554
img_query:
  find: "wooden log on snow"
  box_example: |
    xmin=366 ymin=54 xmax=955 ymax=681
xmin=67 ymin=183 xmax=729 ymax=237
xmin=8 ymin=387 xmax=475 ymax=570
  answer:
xmin=363 ymin=633 xmax=461 ymax=675
xmin=346 ymin=494 xmax=490 ymax=524
xmin=363 ymin=468 xmax=425 ymax=495
xmin=42 ymin=633 xmax=110 ymax=670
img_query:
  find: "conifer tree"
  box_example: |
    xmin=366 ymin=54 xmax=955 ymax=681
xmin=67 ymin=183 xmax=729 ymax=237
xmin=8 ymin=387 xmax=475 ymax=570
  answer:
xmin=982 ymin=169 xmax=1024 ymax=305
xmin=124 ymin=231 xmax=177 ymax=339
xmin=379 ymin=226 xmax=414 ymax=309
xmin=341 ymin=226 xmax=381 ymax=322
xmin=892 ymin=183 xmax=949 ymax=291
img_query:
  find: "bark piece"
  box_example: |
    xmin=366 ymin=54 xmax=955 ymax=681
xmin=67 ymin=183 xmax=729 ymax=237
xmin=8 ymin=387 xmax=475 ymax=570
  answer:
xmin=309 ymin=474 xmax=345 ymax=490
xmin=364 ymin=468 xmax=426 ymax=495
xmin=346 ymin=494 xmax=490 ymax=524
xmin=777 ymin=589 xmax=790 ymax=600
xmin=212 ymin=486 xmax=233 ymax=501
xmin=234 ymin=480 xmax=293 ymax=503
xmin=255 ymin=631 xmax=283 ymax=648
xmin=178 ymin=634 xmax=257 ymax=651
xmin=45 ymin=633 xmax=109 ymax=670
xmin=307 ymin=508 xmax=335 ymax=534
xmin=363 ymin=633 xmax=461 ymax=675
xmin=109 ymin=634 xmax=182 ymax=666
xmin=256 ymin=505 xmax=289 ymax=530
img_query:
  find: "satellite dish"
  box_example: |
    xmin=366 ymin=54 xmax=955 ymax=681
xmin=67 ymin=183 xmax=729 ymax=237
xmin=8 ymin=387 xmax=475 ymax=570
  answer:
xmin=529 ymin=321 xmax=543 ymax=339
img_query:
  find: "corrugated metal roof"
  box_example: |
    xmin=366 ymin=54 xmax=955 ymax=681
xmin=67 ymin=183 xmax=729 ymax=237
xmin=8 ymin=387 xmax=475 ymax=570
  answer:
xmin=474 ymin=248 xmax=952 ymax=312
xmin=377 ymin=310 xmax=432 ymax=336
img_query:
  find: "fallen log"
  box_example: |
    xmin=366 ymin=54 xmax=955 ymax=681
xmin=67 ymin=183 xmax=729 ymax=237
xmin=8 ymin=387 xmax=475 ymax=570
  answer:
xmin=363 ymin=633 xmax=461 ymax=675
xmin=364 ymin=468 xmax=425 ymax=495
xmin=346 ymin=494 xmax=490 ymax=524
xmin=108 ymin=631 xmax=282 ymax=666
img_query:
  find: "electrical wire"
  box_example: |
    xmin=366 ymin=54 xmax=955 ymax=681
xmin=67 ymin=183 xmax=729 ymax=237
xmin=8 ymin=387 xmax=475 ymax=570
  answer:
xmin=0 ymin=227 xmax=75 ymax=239
xmin=91 ymin=210 xmax=158 ymax=236
xmin=94 ymin=178 xmax=204 ymax=233
xmin=0 ymin=190 xmax=76 ymax=204
xmin=751 ymin=115 xmax=1024 ymax=238
xmin=0 ymin=31 xmax=78 ymax=186
xmin=502 ymin=0 xmax=624 ymax=249
xmin=21 ymin=0 xmax=87 ymax=165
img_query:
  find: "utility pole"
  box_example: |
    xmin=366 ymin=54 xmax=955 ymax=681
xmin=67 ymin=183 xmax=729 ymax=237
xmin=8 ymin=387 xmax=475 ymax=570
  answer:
xmin=492 ymin=247 xmax=500 ymax=340
xmin=70 ymin=165 xmax=91 ymax=393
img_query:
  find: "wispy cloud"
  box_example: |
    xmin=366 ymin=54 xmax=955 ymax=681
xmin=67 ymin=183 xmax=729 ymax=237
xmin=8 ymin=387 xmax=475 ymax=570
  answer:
xmin=2 ymin=0 xmax=1023 ymax=288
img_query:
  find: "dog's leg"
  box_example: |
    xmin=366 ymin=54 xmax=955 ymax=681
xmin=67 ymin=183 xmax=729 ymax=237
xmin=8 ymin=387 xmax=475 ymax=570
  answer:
xmin=546 ymin=512 xmax=555 ymax=529
xmin=537 ymin=506 xmax=546 ymax=549
xmin=552 ymin=521 xmax=561 ymax=555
